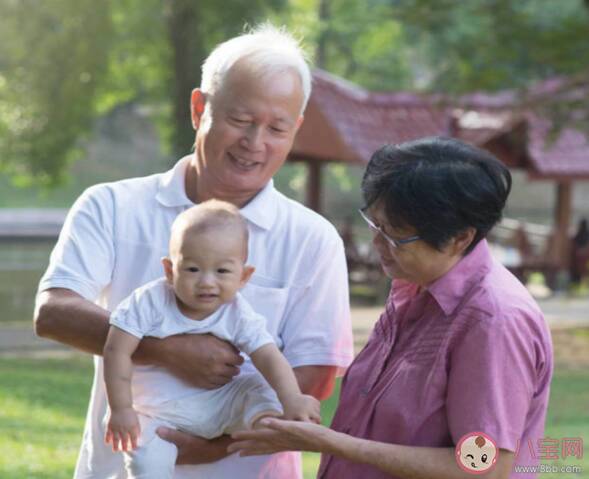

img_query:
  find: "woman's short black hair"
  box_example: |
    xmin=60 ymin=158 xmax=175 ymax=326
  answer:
xmin=361 ymin=136 xmax=512 ymax=254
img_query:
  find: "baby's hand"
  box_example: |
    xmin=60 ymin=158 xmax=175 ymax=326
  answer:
xmin=105 ymin=407 xmax=141 ymax=452
xmin=282 ymin=393 xmax=321 ymax=424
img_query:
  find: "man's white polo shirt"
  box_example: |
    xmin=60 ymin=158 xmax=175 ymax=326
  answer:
xmin=39 ymin=156 xmax=354 ymax=479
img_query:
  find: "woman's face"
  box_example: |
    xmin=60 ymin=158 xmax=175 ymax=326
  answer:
xmin=367 ymin=202 xmax=468 ymax=286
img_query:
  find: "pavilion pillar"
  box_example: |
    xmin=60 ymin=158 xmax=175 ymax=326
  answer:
xmin=552 ymin=181 xmax=572 ymax=272
xmin=307 ymin=161 xmax=323 ymax=214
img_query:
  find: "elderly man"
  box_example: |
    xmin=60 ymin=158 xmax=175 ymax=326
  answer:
xmin=34 ymin=24 xmax=353 ymax=478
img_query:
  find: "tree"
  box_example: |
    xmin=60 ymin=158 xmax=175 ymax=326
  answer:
xmin=2 ymin=0 xmax=588 ymax=186
xmin=0 ymin=0 xmax=284 ymax=186
xmin=0 ymin=0 xmax=113 ymax=186
xmin=392 ymin=0 xmax=589 ymax=93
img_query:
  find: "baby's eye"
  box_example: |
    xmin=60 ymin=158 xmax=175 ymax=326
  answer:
xmin=187 ymin=267 xmax=199 ymax=273
xmin=217 ymin=268 xmax=231 ymax=274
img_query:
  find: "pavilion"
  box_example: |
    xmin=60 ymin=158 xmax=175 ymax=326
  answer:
xmin=289 ymin=69 xmax=589 ymax=274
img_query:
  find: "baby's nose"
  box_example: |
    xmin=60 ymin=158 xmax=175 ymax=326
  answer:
xmin=198 ymin=272 xmax=215 ymax=286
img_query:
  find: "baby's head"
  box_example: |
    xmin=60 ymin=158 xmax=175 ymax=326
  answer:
xmin=162 ymin=200 xmax=254 ymax=319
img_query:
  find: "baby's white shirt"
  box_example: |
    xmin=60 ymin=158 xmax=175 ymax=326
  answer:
xmin=109 ymin=277 xmax=275 ymax=409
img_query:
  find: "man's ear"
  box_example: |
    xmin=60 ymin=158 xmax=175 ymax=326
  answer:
xmin=240 ymin=265 xmax=255 ymax=287
xmin=161 ymin=257 xmax=174 ymax=284
xmin=294 ymin=115 xmax=304 ymax=133
xmin=190 ymin=88 xmax=206 ymax=130
xmin=451 ymin=227 xmax=477 ymax=256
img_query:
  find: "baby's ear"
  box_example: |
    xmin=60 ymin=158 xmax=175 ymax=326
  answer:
xmin=240 ymin=265 xmax=255 ymax=287
xmin=161 ymin=257 xmax=174 ymax=284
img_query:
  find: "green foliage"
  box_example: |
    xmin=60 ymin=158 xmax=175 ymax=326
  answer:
xmin=392 ymin=0 xmax=589 ymax=93
xmin=0 ymin=0 xmax=287 ymax=185
xmin=280 ymin=0 xmax=412 ymax=89
xmin=1 ymin=0 xmax=588 ymax=186
xmin=0 ymin=0 xmax=113 ymax=187
xmin=96 ymin=0 xmax=169 ymax=114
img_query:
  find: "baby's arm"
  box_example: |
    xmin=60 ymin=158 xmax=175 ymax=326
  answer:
xmin=103 ymin=325 xmax=142 ymax=451
xmin=250 ymin=344 xmax=321 ymax=424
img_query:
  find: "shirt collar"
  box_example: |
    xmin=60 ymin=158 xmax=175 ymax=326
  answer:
xmin=155 ymin=155 xmax=277 ymax=230
xmin=426 ymin=239 xmax=493 ymax=317
xmin=239 ymin=179 xmax=277 ymax=231
xmin=155 ymin=156 xmax=194 ymax=208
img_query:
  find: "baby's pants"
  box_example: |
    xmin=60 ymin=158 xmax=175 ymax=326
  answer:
xmin=123 ymin=415 xmax=178 ymax=479
xmin=123 ymin=372 xmax=282 ymax=479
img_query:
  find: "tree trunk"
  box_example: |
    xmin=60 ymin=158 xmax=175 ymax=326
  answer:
xmin=316 ymin=0 xmax=329 ymax=69
xmin=166 ymin=0 xmax=207 ymax=159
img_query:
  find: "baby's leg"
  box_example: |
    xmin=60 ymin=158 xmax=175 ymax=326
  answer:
xmin=223 ymin=372 xmax=283 ymax=434
xmin=123 ymin=414 xmax=178 ymax=479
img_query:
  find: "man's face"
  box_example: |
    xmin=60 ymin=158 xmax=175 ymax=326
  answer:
xmin=191 ymin=61 xmax=304 ymax=201
xmin=163 ymin=229 xmax=253 ymax=319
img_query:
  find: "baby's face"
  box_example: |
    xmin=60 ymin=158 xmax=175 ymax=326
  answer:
xmin=456 ymin=434 xmax=498 ymax=474
xmin=166 ymin=230 xmax=251 ymax=319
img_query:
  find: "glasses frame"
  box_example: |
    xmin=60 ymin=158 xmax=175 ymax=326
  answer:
xmin=358 ymin=208 xmax=421 ymax=249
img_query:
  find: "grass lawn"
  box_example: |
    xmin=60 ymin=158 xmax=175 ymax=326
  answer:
xmin=0 ymin=356 xmax=587 ymax=479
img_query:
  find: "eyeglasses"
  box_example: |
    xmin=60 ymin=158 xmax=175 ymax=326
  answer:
xmin=358 ymin=208 xmax=421 ymax=248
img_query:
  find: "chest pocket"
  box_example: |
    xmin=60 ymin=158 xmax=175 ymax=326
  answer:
xmin=241 ymin=276 xmax=290 ymax=348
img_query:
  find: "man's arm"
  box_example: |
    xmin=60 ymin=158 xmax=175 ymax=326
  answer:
xmin=258 ymin=359 xmax=337 ymax=415
xmin=34 ymin=288 xmax=110 ymax=355
xmin=277 ymin=231 xmax=352 ymax=402
xmin=293 ymin=365 xmax=337 ymax=400
xmin=34 ymin=288 xmax=243 ymax=387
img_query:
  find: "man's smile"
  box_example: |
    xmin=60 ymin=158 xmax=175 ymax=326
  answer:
xmin=228 ymin=152 xmax=261 ymax=171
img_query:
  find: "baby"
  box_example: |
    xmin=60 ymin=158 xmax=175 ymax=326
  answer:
xmin=103 ymin=199 xmax=320 ymax=478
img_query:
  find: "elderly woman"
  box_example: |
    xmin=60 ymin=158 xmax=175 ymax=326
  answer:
xmin=229 ymin=137 xmax=553 ymax=479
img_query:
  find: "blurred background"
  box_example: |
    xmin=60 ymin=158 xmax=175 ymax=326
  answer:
xmin=1 ymin=1 xmax=588 ymax=478
xmin=2 ymin=0 xmax=589 ymax=320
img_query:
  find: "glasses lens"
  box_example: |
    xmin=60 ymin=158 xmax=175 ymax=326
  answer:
xmin=359 ymin=209 xmax=398 ymax=248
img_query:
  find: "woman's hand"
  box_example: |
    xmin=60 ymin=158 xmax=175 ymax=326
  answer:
xmin=228 ymin=417 xmax=335 ymax=456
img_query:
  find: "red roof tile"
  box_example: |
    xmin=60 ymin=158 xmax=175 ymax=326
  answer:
xmin=291 ymin=69 xmax=589 ymax=179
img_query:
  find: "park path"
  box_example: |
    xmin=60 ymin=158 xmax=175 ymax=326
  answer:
xmin=1 ymin=295 xmax=588 ymax=357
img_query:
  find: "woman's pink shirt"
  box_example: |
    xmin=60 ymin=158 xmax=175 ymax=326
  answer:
xmin=319 ymin=240 xmax=553 ymax=479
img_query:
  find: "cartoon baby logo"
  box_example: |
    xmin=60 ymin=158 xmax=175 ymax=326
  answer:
xmin=456 ymin=432 xmax=499 ymax=474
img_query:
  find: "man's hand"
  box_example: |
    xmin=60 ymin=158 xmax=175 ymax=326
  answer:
xmin=138 ymin=333 xmax=244 ymax=389
xmin=156 ymin=427 xmax=234 ymax=465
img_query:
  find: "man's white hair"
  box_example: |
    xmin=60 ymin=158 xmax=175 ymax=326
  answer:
xmin=200 ymin=23 xmax=312 ymax=114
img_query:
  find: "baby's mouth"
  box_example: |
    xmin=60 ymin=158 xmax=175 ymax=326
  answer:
xmin=197 ymin=293 xmax=218 ymax=300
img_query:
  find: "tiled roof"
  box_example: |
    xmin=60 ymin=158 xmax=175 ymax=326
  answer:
xmin=291 ymin=69 xmax=589 ymax=179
